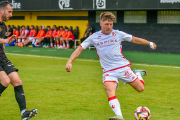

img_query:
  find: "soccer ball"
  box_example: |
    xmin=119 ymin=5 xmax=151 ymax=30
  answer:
xmin=134 ymin=106 xmax=151 ymax=120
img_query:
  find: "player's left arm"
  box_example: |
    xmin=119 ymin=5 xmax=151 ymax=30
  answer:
xmin=131 ymin=36 xmax=157 ymax=50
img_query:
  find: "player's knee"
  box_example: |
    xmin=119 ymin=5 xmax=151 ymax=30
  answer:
xmin=3 ymin=79 xmax=11 ymax=87
xmin=137 ymin=85 xmax=144 ymax=92
xmin=12 ymin=79 xmax=22 ymax=87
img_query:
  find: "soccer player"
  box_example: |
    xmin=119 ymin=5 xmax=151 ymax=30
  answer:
xmin=13 ymin=27 xmax=20 ymax=46
xmin=48 ymin=25 xmax=58 ymax=48
xmin=33 ymin=25 xmax=45 ymax=47
xmin=61 ymin=27 xmax=74 ymax=49
xmin=66 ymin=12 xmax=157 ymax=120
xmin=17 ymin=25 xmax=29 ymax=45
xmin=19 ymin=25 xmax=37 ymax=47
xmin=5 ymin=25 xmax=13 ymax=39
xmin=43 ymin=26 xmax=52 ymax=48
xmin=0 ymin=1 xmax=37 ymax=120
xmin=57 ymin=26 xmax=65 ymax=49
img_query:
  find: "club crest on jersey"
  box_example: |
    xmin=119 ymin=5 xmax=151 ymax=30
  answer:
xmin=0 ymin=27 xmax=2 ymax=32
xmin=112 ymin=32 xmax=116 ymax=37
xmin=97 ymin=39 xmax=117 ymax=46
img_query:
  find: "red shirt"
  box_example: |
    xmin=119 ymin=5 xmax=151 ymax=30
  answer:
xmin=52 ymin=30 xmax=59 ymax=37
xmin=29 ymin=29 xmax=37 ymax=37
xmin=22 ymin=29 xmax=30 ymax=37
xmin=45 ymin=30 xmax=52 ymax=38
xmin=36 ymin=29 xmax=45 ymax=38
xmin=13 ymin=30 xmax=20 ymax=37
xmin=63 ymin=31 xmax=75 ymax=41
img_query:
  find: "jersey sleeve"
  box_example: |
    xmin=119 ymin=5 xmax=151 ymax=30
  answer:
xmin=80 ymin=34 xmax=93 ymax=49
xmin=119 ymin=31 xmax=133 ymax=42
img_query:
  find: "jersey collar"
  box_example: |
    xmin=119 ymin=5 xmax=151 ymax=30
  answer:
xmin=101 ymin=30 xmax=113 ymax=35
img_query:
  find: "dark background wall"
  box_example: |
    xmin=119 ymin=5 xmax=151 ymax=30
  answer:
xmin=88 ymin=10 xmax=180 ymax=54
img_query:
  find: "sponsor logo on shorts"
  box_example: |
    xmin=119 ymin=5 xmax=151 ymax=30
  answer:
xmin=104 ymin=74 xmax=109 ymax=80
xmin=125 ymin=70 xmax=133 ymax=79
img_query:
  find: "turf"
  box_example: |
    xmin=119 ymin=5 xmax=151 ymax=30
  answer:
xmin=0 ymin=54 xmax=179 ymax=120
xmin=5 ymin=46 xmax=180 ymax=66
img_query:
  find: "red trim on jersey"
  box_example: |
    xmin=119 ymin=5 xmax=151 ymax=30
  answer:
xmin=108 ymin=96 xmax=117 ymax=101
xmin=101 ymin=32 xmax=108 ymax=35
xmin=127 ymin=77 xmax=138 ymax=83
xmin=104 ymin=63 xmax=131 ymax=73
xmin=104 ymin=80 xmax=117 ymax=83
xmin=80 ymin=45 xmax=82 ymax=47
xmin=95 ymin=48 xmax=100 ymax=60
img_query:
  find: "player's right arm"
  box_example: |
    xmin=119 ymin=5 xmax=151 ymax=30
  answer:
xmin=66 ymin=34 xmax=94 ymax=72
xmin=0 ymin=35 xmax=16 ymax=44
xmin=66 ymin=46 xmax=84 ymax=72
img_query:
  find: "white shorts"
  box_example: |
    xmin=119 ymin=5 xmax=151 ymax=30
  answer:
xmin=102 ymin=66 xmax=138 ymax=89
xmin=29 ymin=37 xmax=35 ymax=41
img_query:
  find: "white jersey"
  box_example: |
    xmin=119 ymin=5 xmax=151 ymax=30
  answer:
xmin=80 ymin=29 xmax=133 ymax=73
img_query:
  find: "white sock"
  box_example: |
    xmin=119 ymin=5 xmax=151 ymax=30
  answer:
xmin=60 ymin=45 xmax=63 ymax=47
xmin=51 ymin=43 xmax=53 ymax=47
xmin=63 ymin=43 xmax=65 ymax=47
xmin=135 ymin=72 xmax=145 ymax=85
xmin=22 ymin=39 xmax=25 ymax=42
xmin=67 ymin=44 xmax=69 ymax=47
xmin=21 ymin=109 xmax=26 ymax=116
xmin=18 ymin=39 xmax=21 ymax=42
xmin=108 ymin=96 xmax=123 ymax=118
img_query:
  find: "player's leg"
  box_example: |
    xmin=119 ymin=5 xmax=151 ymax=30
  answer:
xmin=56 ymin=37 xmax=60 ymax=48
xmin=21 ymin=38 xmax=30 ymax=47
xmin=36 ymin=38 xmax=44 ymax=46
xmin=8 ymin=72 xmax=37 ymax=119
xmin=61 ymin=38 xmax=66 ymax=48
xmin=65 ymin=38 xmax=70 ymax=49
xmin=50 ymin=36 xmax=54 ymax=48
xmin=103 ymin=72 xmax=124 ymax=120
xmin=59 ymin=37 xmax=63 ymax=48
xmin=0 ymin=71 xmax=11 ymax=96
xmin=104 ymin=82 xmax=124 ymax=120
xmin=17 ymin=36 xmax=22 ymax=46
xmin=128 ymin=68 xmax=146 ymax=92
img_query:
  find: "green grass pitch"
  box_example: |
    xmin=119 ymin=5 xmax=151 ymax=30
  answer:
xmin=0 ymin=53 xmax=180 ymax=120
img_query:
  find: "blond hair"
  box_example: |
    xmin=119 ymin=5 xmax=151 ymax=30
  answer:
xmin=100 ymin=12 xmax=116 ymax=21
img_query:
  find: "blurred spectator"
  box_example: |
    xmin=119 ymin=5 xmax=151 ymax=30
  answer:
xmin=57 ymin=26 xmax=65 ymax=49
xmin=5 ymin=25 xmax=13 ymax=39
xmin=34 ymin=25 xmax=46 ymax=47
xmin=18 ymin=25 xmax=29 ymax=45
xmin=80 ymin=23 xmax=93 ymax=43
xmin=61 ymin=27 xmax=74 ymax=49
xmin=19 ymin=25 xmax=37 ymax=47
xmin=13 ymin=27 xmax=20 ymax=46
xmin=48 ymin=25 xmax=59 ymax=48
xmin=43 ymin=26 xmax=52 ymax=48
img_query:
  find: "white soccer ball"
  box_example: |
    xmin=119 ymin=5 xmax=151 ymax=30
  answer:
xmin=134 ymin=106 xmax=151 ymax=120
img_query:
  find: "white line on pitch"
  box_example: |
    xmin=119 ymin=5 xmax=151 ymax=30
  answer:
xmin=48 ymin=50 xmax=56 ymax=51
xmin=31 ymin=50 xmax=40 ymax=51
xmin=12 ymin=51 xmax=22 ymax=52
xmin=5 ymin=53 xmax=180 ymax=69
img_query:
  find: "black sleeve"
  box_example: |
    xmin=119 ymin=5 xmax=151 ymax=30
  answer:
xmin=4 ymin=24 xmax=7 ymax=32
xmin=85 ymin=29 xmax=87 ymax=34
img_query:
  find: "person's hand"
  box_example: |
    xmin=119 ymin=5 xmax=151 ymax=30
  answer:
xmin=149 ymin=42 xmax=157 ymax=50
xmin=7 ymin=35 xmax=16 ymax=44
xmin=66 ymin=63 xmax=72 ymax=72
xmin=152 ymin=42 xmax=157 ymax=50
